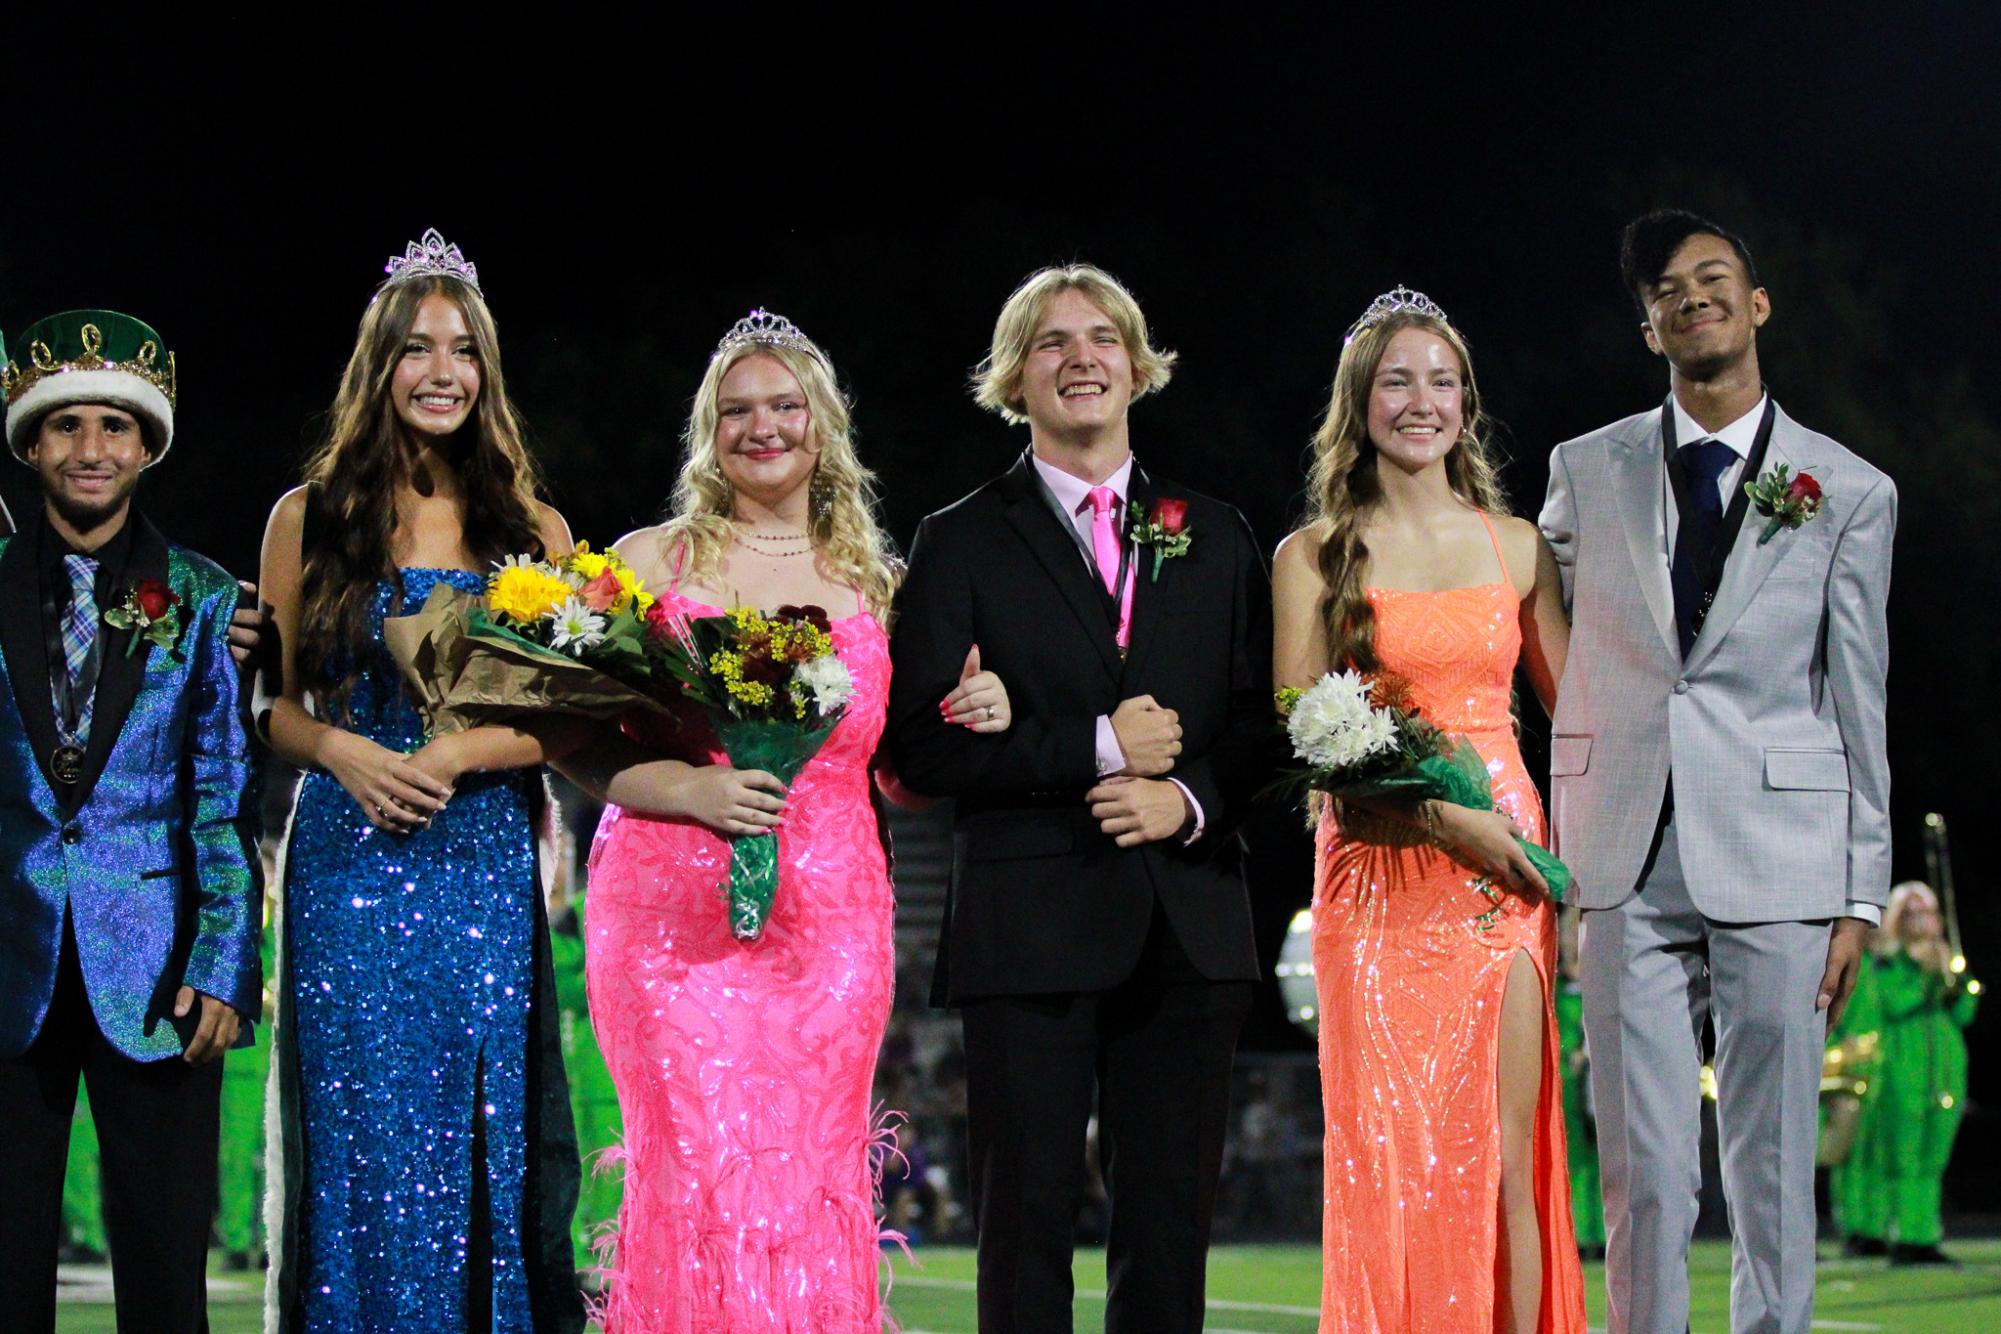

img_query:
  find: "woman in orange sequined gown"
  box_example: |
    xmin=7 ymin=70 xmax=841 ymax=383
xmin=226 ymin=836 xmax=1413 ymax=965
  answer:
xmin=1272 ymin=289 xmax=1584 ymax=1332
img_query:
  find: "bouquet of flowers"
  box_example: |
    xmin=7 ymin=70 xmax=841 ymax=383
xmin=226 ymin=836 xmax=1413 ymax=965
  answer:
xmin=385 ymin=548 xmax=856 ymax=942
xmin=1274 ymin=669 xmax=1570 ymax=925
xmin=651 ymin=603 xmax=854 ymax=940
xmin=382 ymin=543 xmax=672 ymax=736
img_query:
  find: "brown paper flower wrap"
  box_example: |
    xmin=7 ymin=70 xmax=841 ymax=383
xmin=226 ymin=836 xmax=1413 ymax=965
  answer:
xmin=382 ymin=581 xmax=674 ymax=737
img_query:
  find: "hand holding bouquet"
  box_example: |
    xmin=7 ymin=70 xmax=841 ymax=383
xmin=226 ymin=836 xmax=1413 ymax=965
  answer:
xmin=651 ymin=603 xmax=854 ymax=940
xmin=386 ymin=548 xmax=856 ymax=941
xmin=1275 ymin=668 xmax=1571 ymax=925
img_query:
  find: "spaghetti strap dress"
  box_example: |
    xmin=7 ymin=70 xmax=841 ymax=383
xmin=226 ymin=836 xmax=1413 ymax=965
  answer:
xmin=584 ymin=558 xmax=898 ymax=1333
xmin=1312 ymin=513 xmax=1587 ymax=1332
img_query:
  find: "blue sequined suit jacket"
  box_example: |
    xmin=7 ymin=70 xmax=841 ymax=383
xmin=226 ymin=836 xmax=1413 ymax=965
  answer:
xmin=0 ymin=513 xmax=262 ymax=1062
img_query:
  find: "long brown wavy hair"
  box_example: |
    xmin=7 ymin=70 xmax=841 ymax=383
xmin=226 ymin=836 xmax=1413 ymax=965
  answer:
xmin=298 ymin=274 xmax=548 ymax=720
xmin=659 ymin=335 xmax=901 ymax=625
xmin=1299 ymin=310 xmax=1509 ymax=673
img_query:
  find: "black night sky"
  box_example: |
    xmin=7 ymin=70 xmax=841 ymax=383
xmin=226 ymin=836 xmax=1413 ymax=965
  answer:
xmin=4 ymin=14 xmax=1999 ymax=1186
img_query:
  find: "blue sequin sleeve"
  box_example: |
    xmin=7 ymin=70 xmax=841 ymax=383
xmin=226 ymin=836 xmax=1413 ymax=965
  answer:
xmin=175 ymin=555 xmax=263 ymax=1030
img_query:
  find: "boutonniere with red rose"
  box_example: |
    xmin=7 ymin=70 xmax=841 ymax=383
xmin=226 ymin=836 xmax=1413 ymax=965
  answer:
xmin=1128 ymin=497 xmax=1193 ymax=582
xmin=103 ymin=579 xmax=184 ymax=657
xmin=1745 ymin=464 xmax=1824 ymax=545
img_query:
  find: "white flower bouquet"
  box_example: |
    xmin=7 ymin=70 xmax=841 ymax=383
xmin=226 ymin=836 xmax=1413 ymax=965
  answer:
xmin=1274 ymin=669 xmax=1571 ymax=915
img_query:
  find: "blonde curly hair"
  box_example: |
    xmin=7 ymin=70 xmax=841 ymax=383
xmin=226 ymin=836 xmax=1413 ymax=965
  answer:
xmin=657 ymin=333 xmax=900 ymax=624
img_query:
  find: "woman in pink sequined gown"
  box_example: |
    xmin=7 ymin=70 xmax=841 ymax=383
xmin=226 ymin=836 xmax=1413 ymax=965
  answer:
xmin=1273 ymin=290 xmax=1584 ymax=1332
xmin=560 ymin=312 xmax=1012 ymax=1333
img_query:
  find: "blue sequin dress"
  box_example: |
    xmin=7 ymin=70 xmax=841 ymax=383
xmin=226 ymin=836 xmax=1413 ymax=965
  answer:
xmin=283 ymin=569 xmax=542 ymax=1333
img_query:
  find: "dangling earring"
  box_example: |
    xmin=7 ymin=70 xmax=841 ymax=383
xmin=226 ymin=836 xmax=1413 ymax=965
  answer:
xmin=809 ymin=466 xmax=835 ymax=527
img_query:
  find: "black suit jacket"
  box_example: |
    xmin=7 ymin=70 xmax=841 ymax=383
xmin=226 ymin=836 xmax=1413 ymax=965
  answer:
xmin=1 ymin=509 xmax=163 ymax=817
xmin=888 ymin=451 xmax=1274 ymax=1004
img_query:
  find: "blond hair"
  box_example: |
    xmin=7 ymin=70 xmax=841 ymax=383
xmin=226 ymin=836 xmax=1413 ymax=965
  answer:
xmin=971 ymin=263 xmax=1177 ymax=423
xmin=660 ymin=337 xmax=901 ymax=624
xmin=1296 ymin=311 xmax=1508 ymax=674
xmin=1880 ymin=881 xmax=1941 ymax=953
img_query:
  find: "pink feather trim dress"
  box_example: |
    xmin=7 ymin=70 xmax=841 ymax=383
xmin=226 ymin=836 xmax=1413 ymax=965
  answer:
xmin=584 ymin=589 xmax=899 ymax=1332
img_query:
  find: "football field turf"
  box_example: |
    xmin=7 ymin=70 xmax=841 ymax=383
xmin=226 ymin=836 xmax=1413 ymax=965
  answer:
xmin=55 ymin=1240 xmax=2001 ymax=1331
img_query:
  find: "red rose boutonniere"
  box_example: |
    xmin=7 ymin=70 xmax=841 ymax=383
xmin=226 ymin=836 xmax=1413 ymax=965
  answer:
xmin=1128 ymin=497 xmax=1193 ymax=582
xmin=103 ymin=578 xmax=184 ymax=656
xmin=1744 ymin=464 xmax=1825 ymax=545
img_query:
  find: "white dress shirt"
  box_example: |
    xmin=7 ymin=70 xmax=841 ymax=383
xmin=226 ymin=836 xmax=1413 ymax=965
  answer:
xmin=1030 ymin=452 xmax=1205 ymax=841
xmin=1659 ymin=396 xmax=1876 ymax=925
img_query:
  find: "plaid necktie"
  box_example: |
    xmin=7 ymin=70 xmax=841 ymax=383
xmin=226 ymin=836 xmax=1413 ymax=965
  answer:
xmin=61 ymin=554 xmax=100 ymax=741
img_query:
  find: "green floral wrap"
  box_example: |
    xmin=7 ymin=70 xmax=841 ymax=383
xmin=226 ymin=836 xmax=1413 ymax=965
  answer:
xmin=711 ymin=715 xmax=839 ymax=940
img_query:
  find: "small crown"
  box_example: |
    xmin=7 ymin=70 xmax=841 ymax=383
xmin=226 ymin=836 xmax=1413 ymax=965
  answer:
xmin=1348 ymin=285 xmax=1450 ymax=339
xmin=383 ymin=227 xmax=481 ymax=294
xmin=713 ymin=308 xmax=820 ymax=361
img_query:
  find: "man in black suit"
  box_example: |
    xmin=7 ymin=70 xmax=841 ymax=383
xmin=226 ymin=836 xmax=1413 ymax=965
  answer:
xmin=888 ymin=264 xmax=1273 ymax=1333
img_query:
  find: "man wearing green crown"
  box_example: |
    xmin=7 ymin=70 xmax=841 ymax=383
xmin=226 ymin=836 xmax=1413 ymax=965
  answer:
xmin=0 ymin=310 xmax=263 ymax=1334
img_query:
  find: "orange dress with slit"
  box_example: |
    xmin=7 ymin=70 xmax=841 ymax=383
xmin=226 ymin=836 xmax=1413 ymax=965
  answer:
xmin=1311 ymin=517 xmax=1587 ymax=1332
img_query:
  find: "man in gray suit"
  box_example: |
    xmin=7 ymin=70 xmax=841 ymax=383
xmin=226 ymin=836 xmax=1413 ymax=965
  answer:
xmin=1540 ymin=210 xmax=1894 ymax=1334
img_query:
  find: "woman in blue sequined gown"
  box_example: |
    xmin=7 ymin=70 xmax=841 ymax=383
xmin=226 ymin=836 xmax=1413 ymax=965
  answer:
xmin=259 ymin=233 xmax=584 ymax=1333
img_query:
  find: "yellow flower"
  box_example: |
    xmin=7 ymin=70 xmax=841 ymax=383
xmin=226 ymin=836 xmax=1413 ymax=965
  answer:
xmin=612 ymin=564 xmax=650 ymax=613
xmin=557 ymin=542 xmax=654 ymax=613
xmin=709 ymin=648 xmax=774 ymax=707
xmin=488 ymin=565 xmax=573 ymax=622
xmin=568 ymin=547 xmax=610 ymax=582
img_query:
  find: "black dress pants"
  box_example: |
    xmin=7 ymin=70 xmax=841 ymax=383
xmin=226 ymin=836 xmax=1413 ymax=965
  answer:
xmin=0 ymin=921 xmax=223 ymax=1334
xmin=960 ymin=907 xmax=1252 ymax=1334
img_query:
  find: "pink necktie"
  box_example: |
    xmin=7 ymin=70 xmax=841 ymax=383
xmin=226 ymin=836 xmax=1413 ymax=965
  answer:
xmin=1088 ymin=486 xmax=1134 ymax=649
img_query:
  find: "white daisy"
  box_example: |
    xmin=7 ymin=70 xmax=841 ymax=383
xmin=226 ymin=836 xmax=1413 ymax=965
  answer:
xmin=493 ymin=552 xmax=551 ymax=573
xmin=547 ymin=597 xmax=607 ymax=654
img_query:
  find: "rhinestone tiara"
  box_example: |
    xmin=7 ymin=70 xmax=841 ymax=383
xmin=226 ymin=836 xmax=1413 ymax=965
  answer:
xmin=713 ymin=308 xmax=821 ymax=361
xmin=1349 ymin=284 xmax=1450 ymax=337
xmin=383 ymin=227 xmax=481 ymax=295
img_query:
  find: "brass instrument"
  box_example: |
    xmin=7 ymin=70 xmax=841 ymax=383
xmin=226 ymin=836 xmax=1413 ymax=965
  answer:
xmin=1922 ymin=813 xmax=1968 ymax=977
xmin=1817 ymin=1030 xmax=1878 ymax=1167
xmin=1821 ymin=1031 xmax=1878 ymax=1098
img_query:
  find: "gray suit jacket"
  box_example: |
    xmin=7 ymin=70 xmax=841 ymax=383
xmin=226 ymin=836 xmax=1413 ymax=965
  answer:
xmin=1539 ymin=401 xmax=1894 ymax=920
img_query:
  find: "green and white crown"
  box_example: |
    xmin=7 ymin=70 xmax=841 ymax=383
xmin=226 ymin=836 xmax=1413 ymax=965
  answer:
xmin=4 ymin=310 xmax=177 ymax=464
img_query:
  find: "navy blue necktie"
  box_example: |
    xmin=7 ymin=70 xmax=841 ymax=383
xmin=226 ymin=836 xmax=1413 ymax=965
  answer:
xmin=1670 ymin=439 xmax=1737 ymax=656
